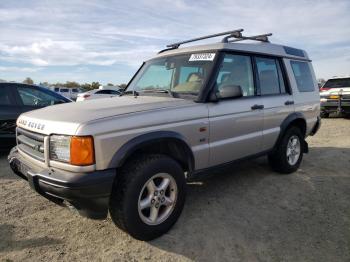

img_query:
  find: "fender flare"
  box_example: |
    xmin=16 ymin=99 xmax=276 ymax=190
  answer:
xmin=274 ymin=112 xmax=307 ymax=150
xmin=108 ymin=131 xmax=195 ymax=170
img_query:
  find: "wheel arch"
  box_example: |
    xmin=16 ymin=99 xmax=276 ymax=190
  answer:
xmin=108 ymin=131 xmax=195 ymax=172
xmin=274 ymin=112 xmax=307 ymax=150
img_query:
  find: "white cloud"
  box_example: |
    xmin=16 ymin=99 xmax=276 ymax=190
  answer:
xmin=0 ymin=66 xmax=42 ymax=72
xmin=0 ymin=0 xmax=349 ymax=82
xmin=0 ymin=39 xmax=158 ymax=67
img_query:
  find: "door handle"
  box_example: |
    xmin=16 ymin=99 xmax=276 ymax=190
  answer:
xmin=251 ymin=104 xmax=264 ymax=110
xmin=285 ymin=100 xmax=294 ymax=105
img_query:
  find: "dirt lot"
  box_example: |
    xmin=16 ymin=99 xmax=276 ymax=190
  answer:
xmin=1 ymin=118 xmax=349 ymax=262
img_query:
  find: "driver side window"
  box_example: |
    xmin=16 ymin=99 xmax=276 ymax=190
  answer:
xmin=215 ymin=54 xmax=255 ymax=97
xmin=17 ymin=86 xmax=63 ymax=107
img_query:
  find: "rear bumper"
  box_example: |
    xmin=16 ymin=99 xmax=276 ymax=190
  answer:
xmin=8 ymin=147 xmax=116 ymax=219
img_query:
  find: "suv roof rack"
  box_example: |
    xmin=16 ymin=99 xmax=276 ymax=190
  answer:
xmin=163 ymin=29 xmax=243 ymax=50
xmin=159 ymin=29 xmax=272 ymax=54
xmin=226 ymin=33 xmax=272 ymax=43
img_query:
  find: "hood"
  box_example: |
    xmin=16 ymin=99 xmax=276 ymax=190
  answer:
xmin=17 ymin=96 xmax=194 ymax=135
xmin=320 ymin=87 xmax=350 ymax=96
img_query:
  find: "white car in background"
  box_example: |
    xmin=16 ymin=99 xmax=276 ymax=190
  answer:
xmin=320 ymin=76 xmax=350 ymax=117
xmin=76 ymin=88 xmax=121 ymax=102
xmin=52 ymin=87 xmax=80 ymax=100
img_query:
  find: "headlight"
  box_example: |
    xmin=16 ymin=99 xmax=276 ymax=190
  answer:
xmin=50 ymin=135 xmax=95 ymax=166
xmin=50 ymin=135 xmax=71 ymax=163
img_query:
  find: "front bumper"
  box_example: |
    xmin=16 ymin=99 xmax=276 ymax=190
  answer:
xmin=321 ymin=99 xmax=350 ymax=114
xmin=8 ymin=147 xmax=116 ymax=219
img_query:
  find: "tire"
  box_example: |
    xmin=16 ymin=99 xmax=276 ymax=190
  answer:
xmin=320 ymin=111 xmax=329 ymax=118
xmin=109 ymin=154 xmax=186 ymax=241
xmin=268 ymin=126 xmax=304 ymax=174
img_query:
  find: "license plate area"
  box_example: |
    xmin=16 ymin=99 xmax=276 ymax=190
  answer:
xmin=19 ymin=162 xmax=30 ymax=177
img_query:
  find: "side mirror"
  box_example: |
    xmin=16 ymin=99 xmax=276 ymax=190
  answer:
xmin=217 ymin=85 xmax=243 ymax=100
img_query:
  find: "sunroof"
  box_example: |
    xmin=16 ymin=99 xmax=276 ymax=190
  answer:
xmin=283 ymin=46 xmax=305 ymax=57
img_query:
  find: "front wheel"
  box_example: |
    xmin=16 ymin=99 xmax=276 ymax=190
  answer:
xmin=320 ymin=111 xmax=329 ymax=118
xmin=109 ymin=154 xmax=186 ymax=241
xmin=268 ymin=127 xmax=304 ymax=174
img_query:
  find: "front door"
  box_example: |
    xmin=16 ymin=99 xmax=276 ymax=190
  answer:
xmin=208 ymin=53 xmax=264 ymax=166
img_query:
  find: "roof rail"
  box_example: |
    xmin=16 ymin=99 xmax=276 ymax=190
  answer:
xmin=166 ymin=29 xmax=243 ymax=48
xmin=226 ymin=33 xmax=272 ymax=43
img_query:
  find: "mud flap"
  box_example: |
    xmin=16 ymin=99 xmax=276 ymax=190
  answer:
xmin=303 ymin=139 xmax=309 ymax=153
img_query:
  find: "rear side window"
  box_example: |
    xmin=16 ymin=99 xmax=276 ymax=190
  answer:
xmin=290 ymin=61 xmax=315 ymax=92
xmin=17 ymin=86 xmax=65 ymax=107
xmin=54 ymin=88 xmax=59 ymax=92
xmin=60 ymin=88 xmax=69 ymax=92
xmin=0 ymin=87 xmax=12 ymax=105
xmin=255 ymin=57 xmax=286 ymax=95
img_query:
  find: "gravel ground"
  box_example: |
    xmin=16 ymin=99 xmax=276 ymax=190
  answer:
xmin=1 ymin=118 xmax=350 ymax=262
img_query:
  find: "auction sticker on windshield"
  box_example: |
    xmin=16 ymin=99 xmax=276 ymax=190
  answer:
xmin=189 ymin=53 xmax=215 ymax=61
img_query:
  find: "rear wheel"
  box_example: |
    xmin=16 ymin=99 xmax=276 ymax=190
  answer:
xmin=109 ymin=154 xmax=186 ymax=240
xmin=268 ymin=126 xmax=304 ymax=174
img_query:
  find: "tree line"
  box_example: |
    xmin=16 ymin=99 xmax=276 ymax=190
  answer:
xmin=22 ymin=77 xmax=127 ymax=91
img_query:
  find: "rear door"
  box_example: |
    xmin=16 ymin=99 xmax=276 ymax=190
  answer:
xmin=253 ymin=56 xmax=295 ymax=151
xmin=208 ymin=52 xmax=264 ymax=166
xmin=0 ymin=85 xmax=21 ymax=148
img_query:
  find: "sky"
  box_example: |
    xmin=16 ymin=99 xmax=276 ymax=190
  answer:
xmin=0 ymin=0 xmax=349 ymax=85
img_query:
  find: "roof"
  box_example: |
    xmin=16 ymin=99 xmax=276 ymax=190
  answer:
xmin=328 ymin=75 xmax=350 ymax=79
xmin=154 ymin=41 xmax=310 ymax=61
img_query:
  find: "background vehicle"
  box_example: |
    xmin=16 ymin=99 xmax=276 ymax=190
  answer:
xmin=0 ymin=83 xmax=70 ymax=151
xmin=76 ymin=88 xmax=121 ymax=102
xmin=319 ymin=76 xmax=350 ymax=117
xmin=51 ymin=87 xmax=80 ymax=100
xmin=8 ymin=29 xmax=320 ymax=240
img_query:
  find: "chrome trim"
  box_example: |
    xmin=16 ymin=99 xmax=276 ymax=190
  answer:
xmin=17 ymin=127 xmax=44 ymax=142
xmin=18 ymin=147 xmax=47 ymax=169
xmin=44 ymin=136 xmax=50 ymax=166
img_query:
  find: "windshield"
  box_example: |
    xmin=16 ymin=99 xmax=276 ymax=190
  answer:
xmin=323 ymin=78 xmax=350 ymax=88
xmin=126 ymin=53 xmax=217 ymax=97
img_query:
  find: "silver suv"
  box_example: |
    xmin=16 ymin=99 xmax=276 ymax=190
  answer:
xmin=8 ymin=29 xmax=321 ymax=240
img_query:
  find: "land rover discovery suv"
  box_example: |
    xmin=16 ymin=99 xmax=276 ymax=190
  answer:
xmin=8 ymin=29 xmax=321 ymax=240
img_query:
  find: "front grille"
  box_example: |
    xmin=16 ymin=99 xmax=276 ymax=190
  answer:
xmin=17 ymin=127 xmax=46 ymax=162
xmin=341 ymin=94 xmax=350 ymax=101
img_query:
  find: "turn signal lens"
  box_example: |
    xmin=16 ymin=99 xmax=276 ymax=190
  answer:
xmin=70 ymin=136 xmax=95 ymax=166
xmin=329 ymin=95 xmax=340 ymax=99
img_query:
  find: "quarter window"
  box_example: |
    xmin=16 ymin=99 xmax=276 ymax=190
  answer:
xmin=290 ymin=61 xmax=315 ymax=92
xmin=255 ymin=57 xmax=286 ymax=95
xmin=215 ymin=54 xmax=255 ymax=97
